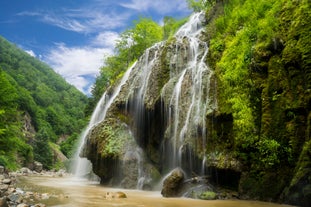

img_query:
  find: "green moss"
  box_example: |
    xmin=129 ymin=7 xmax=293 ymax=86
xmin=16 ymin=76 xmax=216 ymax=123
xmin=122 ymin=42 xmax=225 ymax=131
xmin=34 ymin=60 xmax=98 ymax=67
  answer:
xmin=199 ymin=191 xmax=217 ymax=200
xmin=205 ymin=0 xmax=310 ymax=202
xmin=99 ymin=122 xmax=129 ymax=158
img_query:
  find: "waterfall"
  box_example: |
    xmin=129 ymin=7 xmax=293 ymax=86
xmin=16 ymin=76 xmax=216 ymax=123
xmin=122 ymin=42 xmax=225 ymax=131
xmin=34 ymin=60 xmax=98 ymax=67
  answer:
xmin=72 ymin=61 xmax=136 ymax=178
xmin=77 ymin=11 xmax=218 ymax=189
xmin=161 ymin=12 xmax=217 ymax=174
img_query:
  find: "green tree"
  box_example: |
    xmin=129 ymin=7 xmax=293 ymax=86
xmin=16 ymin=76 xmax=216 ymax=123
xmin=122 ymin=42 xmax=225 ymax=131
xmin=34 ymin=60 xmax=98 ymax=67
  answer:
xmin=33 ymin=128 xmax=53 ymax=169
xmin=91 ymin=17 xmax=163 ymax=103
xmin=130 ymin=17 xmax=163 ymax=57
xmin=187 ymin=0 xmax=216 ymax=12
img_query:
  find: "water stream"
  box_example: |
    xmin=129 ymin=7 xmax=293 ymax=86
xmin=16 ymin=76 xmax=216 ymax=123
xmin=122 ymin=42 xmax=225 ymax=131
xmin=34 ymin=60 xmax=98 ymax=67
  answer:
xmin=20 ymin=176 xmax=296 ymax=207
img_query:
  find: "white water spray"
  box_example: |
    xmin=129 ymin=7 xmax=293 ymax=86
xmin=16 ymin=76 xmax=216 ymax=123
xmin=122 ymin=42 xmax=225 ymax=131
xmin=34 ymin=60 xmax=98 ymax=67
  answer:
xmin=72 ymin=62 xmax=136 ymax=178
xmin=162 ymin=12 xmax=217 ymax=173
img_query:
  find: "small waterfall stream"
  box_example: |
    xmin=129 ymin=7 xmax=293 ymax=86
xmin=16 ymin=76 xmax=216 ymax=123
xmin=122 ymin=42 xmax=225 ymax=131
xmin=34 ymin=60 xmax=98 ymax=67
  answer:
xmin=161 ymin=11 xmax=217 ymax=173
xmin=72 ymin=62 xmax=136 ymax=178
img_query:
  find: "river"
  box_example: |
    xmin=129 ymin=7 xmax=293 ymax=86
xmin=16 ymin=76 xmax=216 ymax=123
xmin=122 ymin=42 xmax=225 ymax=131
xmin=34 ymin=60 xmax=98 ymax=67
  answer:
xmin=16 ymin=175 xmax=296 ymax=207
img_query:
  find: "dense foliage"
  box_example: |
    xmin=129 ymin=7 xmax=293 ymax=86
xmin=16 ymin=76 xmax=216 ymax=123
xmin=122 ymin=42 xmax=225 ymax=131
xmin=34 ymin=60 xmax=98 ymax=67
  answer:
xmin=0 ymin=36 xmax=88 ymax=169
xmin=199 ymin=0 xmax=310 ymax=203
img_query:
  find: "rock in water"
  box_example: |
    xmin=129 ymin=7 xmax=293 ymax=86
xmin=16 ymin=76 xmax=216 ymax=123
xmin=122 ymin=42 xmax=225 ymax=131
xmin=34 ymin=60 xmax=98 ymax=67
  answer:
xmin=115 ymin=192 xmax=127 ymax=198
xmin=33 ymin=162 xmax=43 ymax=173
xmin=161 ymin=168 xmax=184 ymax=197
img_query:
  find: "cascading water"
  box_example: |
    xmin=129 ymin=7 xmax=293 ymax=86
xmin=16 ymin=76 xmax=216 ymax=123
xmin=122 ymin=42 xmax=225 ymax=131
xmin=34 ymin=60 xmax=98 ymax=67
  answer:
xmin=72 ymin=61 xmax=136 ymax=179
xmin=161 ymin=11 xmax=217 ymax=174
xmin=79 ymin=11 xmax=218 ymax=189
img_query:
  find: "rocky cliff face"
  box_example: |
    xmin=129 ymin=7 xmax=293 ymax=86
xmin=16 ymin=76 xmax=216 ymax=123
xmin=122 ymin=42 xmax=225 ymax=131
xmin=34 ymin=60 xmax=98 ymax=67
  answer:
xmin=82 ymin=12 xmax=221 ymax=189
xmin=82 ymin=3 xmax=310 ymax=206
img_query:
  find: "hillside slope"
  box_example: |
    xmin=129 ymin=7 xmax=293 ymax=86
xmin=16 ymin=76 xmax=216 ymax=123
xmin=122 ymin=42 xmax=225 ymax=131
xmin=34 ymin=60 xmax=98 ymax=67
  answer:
xmin=0 ymin=36 xmax=88 ymax=169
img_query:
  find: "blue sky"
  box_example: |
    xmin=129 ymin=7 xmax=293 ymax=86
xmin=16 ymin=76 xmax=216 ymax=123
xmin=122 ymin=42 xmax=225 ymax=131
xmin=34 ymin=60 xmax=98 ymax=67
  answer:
xmin=0 ymin=0 xmax=191 ymax=95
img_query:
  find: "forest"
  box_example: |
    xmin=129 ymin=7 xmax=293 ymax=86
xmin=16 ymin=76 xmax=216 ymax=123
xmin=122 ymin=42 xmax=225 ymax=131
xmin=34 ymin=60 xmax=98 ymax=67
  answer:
xmin=0 ymin=36 xmax=88 ymax=169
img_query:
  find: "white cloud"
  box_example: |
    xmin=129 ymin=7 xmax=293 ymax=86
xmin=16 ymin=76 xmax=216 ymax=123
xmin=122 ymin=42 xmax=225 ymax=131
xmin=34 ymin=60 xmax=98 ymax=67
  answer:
xmin=44 ymin=43 xmax=113 ymax=94
xmin=25 ymin=49 xmax=36 ymax=57
xmin=119 ymin=0 xmax=189 ymax=14
xmin=92 ymin=31 xmax=120 ymax=48
xmin=18 ymin=7 xmax=129 ymax=34
xmin=42 ymin=14 xmax=87 ymax=33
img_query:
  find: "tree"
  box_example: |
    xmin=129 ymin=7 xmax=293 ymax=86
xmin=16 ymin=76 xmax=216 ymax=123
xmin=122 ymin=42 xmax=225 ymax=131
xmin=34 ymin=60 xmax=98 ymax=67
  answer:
xmin=187 ymin=0 xmax=216 ymax=12
xmin=91 ymin=17 xmax=163 ymax=102
xmin=131 ymin=17 xmax=163 ymax=57
xmin=33 ymin=128 xmax=53 ymax=169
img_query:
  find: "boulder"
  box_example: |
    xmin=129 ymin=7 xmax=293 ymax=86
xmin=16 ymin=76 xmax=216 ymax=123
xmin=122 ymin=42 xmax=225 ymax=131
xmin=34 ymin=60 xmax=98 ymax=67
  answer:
xmin=161 ymin=168 xmax=185 ymax=197
xmin=104 ymin=191 xmax=127 ymax=199
xmin=114 ymin=192 xmax=127 ymax=198
xmin=0 ymin=196 xmax=8 ymax=207
xmin=0 ymin=185 xmax=9 ymax=192
xmin=33 ymin=162 xmax=43 ymax=173
xmin=20 ymin=168 xmax=32 ymax=175
xmin=7 ymin=193 xmax=23 ymax=204
xmin=0 ymin=166 xmax=4 ymax=175
xmin=1 ymin=180 xmax=11 ymax=185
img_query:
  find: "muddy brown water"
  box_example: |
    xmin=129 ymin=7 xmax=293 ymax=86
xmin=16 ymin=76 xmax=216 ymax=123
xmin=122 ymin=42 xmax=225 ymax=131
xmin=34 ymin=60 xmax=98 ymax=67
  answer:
xmin=17 ymin=176 xmax=296 ymax=207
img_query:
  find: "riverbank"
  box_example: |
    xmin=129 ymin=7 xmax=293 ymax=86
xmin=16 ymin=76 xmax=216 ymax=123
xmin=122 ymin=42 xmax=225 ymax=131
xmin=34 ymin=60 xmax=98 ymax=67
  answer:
xmin=0 ymin=167 xmax=297 ymax=207
xmin=0 ymin=166 xmax=69 ymax=207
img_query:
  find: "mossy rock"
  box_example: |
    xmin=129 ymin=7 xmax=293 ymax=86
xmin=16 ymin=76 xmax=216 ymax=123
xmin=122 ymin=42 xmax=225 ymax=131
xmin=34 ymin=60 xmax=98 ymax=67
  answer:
xmin=199 ymin=191 xmax=217 ymax=200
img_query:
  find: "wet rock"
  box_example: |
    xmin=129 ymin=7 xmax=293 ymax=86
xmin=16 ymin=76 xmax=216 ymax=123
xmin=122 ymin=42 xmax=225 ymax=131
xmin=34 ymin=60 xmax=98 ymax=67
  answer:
xmin=161 ymin=168 xmax=185 ymax=197
xmin=104 ymin=192 xmax=127 ymax=199
xmin=20 ymin=168 xmax=32 ymax=175
xmin=33 ymin=162 xmax=43 ymax=173
xmin=115 ymin=192 xmax=127 ymax=198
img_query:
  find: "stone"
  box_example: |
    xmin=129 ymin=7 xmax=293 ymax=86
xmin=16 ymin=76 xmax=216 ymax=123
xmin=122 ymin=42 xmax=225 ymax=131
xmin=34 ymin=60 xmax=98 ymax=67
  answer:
xmin=0 ymin=185 xmax=8 ymax=191
xmin=114 ymin=192 xmax=127 ymax=198
xmin=33 ymin=162 xmax=43 ymax=173
xmin=0 ymin=196 xmax=8 ymax=207
xmin=17 ymin=204 xmax=29 ymax=207
xmin=0 ymin=166 xmax=4 ymax=175
xmin=161 ymin=168 xmax=185 ymax=197
xmin=7 ymin=193 xmax=23 ymax=204
xmin=20 ymin=168 xmax=32 ymax=175
xmin=33 ymin=204 xmax=46 ymax=207
xmin=1 ymin=180 xmax=11 ymax=185
xmin=104 ymin=192 xmax=127 ymax=199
